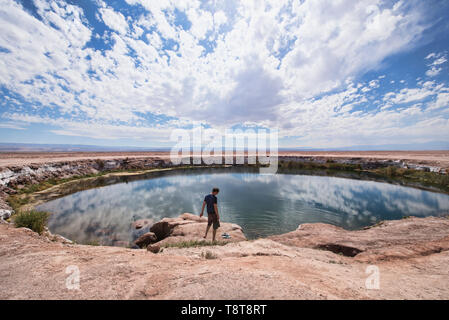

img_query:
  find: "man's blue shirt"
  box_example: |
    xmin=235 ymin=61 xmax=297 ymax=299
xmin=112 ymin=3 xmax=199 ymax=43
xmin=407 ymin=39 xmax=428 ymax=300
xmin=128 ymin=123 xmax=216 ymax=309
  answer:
xmin=204 ymin=194 xmax=217 ymax=214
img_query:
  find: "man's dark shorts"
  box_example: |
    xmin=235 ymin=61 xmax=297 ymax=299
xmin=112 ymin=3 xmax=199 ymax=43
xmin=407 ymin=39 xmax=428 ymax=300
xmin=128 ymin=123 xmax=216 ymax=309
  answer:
xmin=207 ymin=213 xmax=220 ymax=230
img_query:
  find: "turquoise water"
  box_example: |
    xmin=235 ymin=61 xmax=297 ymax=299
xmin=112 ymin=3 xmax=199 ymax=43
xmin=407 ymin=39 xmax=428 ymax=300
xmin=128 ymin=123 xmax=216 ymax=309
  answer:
xmin=37 ymin=169 xmax=449 ymax=246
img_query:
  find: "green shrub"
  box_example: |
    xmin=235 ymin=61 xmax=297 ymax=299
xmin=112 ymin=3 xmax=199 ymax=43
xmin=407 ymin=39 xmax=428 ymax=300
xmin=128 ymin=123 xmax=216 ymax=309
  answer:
xmin=385 ymin=166 xmax=397 ymax=177
xmin=6 ymin=195 xmax=32 ymax=212
xmin=95 ymin=159 xmax=105 ymax=170
xmin=82 ymin=240 xmax=100 ymax=246
xmin=278 ymin=160 xmax=360 ymax=171
xmin=374 ymin=167 xmax=449 ymax=193
xmin=13 ymin=210 xmax=50 ymax=234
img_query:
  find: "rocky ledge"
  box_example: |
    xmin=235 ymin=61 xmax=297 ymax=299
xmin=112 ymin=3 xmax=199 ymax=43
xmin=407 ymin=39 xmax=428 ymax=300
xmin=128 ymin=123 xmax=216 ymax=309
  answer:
xmin=133 ymin=213 xmax=246 ymax=250
xmin=131 ymin=214 xmax=449 ymax=267
xmin=269 ymin=216 xmax=449 ymax=262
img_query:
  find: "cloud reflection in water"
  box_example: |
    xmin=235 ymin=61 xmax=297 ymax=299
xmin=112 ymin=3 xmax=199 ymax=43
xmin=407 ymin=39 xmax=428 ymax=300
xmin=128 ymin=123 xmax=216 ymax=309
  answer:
xmin=37 ymin=172 xmax=449 ymax=246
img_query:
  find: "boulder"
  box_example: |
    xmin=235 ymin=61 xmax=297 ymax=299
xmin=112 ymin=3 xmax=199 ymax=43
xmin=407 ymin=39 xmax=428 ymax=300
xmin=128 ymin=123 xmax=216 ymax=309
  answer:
xmin=150 ymin=221 xmax=172 ymax=241
xmin=134 ymin=232 xmax=157 ymax=248
xmin=151 ymin=213 xmax=247 ymax=246
xmin=147 ymin=244 xmax=160 ymax=253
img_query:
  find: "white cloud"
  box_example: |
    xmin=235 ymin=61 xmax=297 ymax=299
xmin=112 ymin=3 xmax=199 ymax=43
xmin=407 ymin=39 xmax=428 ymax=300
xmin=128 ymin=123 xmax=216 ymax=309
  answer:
xmin=369 ymin=80 xmax=380 ymax=88
xmin=425 ymin=52 xmax=447 ymax=77
xmin=278 ymin=0 xmax=425 ymax=99
xmin=186 ymin=7 xmax=213 ymax=39
xmin=428 ymin=92 xmax=449 ymax=111
xmin=213 ymin=11 xmax=227 ymax=28
xmin=4 ymin=113 xmax=173 ymax=141
xmin=426 ymin=66 xmax=442 ymax=77
xmin=432 ymin=56 xmax=447 ymax=65
xmin=99 ymin=7 xmax=128 ymax=35
xmin=0 ymin=0 xmax=447 ymax=147
xmin=384 ymin=87 xmax=434 ymax=104
xmin=0 ymin=122 xmax=26 ymax=130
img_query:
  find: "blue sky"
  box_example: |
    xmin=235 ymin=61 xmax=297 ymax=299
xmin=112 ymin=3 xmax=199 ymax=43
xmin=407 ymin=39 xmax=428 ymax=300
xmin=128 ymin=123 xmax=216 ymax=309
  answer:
xmin=0 ymin=0 xmax=449 ymax=149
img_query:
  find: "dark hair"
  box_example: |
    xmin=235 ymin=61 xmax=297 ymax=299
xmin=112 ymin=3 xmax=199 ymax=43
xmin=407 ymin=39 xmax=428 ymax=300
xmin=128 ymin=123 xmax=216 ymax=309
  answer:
xmin=212 ymin=187 xmax=220 ymax=193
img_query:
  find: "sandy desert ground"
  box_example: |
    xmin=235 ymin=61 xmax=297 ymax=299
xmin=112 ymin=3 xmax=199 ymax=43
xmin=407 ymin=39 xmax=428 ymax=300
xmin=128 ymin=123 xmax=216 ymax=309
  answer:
xmin=1 ymin=150 xmax=449 ymax=168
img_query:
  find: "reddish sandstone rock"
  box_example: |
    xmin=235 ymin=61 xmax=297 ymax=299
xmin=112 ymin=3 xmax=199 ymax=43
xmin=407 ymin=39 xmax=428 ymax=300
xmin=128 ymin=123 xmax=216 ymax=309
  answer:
xmin=150 ymin=221 xmax=172 ymax=241
xmin=179 ymin=212 xmax=207 ymax=222
xmin=151 ymin=213 xmax=247 ymax=246
xmin=147 ymin=243 xmax=160 ymax=253
xmin=134 ymin=232 xmax=157 ymax=248
xmin=269 ymin=216 xmax=449 ymax=262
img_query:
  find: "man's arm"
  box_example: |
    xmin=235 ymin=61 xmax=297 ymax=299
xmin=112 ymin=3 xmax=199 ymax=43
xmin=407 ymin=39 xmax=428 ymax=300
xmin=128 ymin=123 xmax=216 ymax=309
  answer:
xmin=200 ymin=201 xmax=206 ymax=217
xmin=214 ymin=203 xmax=219 ymax=220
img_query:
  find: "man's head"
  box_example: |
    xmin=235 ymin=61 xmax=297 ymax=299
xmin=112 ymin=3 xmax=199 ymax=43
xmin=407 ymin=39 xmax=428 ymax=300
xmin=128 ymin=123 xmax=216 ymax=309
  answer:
xmin=212 ymin=187 xmax=219 ymax=195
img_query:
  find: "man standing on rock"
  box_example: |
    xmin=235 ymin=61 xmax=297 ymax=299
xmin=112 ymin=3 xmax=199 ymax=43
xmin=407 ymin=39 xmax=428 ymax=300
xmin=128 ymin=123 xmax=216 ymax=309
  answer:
xmin=200 ymin=187 xmax=220 ymax=241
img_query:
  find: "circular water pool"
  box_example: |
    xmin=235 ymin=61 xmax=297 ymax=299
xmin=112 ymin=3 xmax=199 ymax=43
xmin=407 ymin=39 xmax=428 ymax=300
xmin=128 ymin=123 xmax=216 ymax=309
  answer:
xmin=37 ymin=168 xmax=449 ymax=246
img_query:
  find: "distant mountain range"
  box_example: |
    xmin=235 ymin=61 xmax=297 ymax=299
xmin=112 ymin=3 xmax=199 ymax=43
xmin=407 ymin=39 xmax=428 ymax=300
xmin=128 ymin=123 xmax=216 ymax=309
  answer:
xmin=0 ymin=141 xmax=448 ymax=152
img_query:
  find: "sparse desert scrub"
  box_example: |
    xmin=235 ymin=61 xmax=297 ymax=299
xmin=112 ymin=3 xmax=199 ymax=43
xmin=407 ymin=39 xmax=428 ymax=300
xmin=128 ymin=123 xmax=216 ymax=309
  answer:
xmin=278 ymin=159 xmax=362 ymax=171
xmin=374 ymin=166 xmax=449 ymax=193
xmin=13 ymin=210 xmax=50 ymax=234
xmin=162 ymin=240 xmax=228 ymax=249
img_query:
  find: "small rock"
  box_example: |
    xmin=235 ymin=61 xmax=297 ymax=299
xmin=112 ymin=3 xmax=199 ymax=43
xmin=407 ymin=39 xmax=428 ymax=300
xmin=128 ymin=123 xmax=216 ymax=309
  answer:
xmin=134 ymin=232 xmax=157 ymax=248
xmin=0 ymin=209 xmax=12 ymax=220
xmin=147 ymin=244 xmax=160 ymax=253
xmin=53 ymin=234 xmax=74 ymax=244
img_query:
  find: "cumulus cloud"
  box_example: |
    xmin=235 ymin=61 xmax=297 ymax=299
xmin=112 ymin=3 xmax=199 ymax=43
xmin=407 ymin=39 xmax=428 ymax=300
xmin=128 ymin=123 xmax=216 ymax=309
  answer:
xmin=99 ymin=7 xmax=129 ymax=35
xmin=426 ymin=66 xmax=442 ymax=77
xmin=425 ymin=52 xmax=447 ymax=77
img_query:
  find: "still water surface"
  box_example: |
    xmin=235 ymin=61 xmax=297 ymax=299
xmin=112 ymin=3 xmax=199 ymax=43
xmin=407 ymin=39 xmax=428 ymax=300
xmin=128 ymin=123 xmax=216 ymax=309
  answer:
xmin=37 ymin=169 xmax=449 ymax=246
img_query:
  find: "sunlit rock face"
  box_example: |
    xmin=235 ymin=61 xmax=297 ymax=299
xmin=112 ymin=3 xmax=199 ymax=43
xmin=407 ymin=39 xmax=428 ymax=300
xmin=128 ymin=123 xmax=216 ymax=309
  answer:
xmin=269 ymin=216 xmax=449 ymax=262
xmin=36 ymin=169 xmax=449 ymax=246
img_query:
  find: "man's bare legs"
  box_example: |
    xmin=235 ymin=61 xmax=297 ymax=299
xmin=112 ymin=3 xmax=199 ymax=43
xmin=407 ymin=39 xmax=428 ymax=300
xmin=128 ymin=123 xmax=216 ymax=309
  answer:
xmin=203 ymin=224 xmax=211 ymax=239
xmin=203 ymin=225 xmax=217 ymax=242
